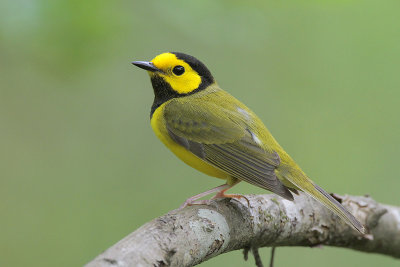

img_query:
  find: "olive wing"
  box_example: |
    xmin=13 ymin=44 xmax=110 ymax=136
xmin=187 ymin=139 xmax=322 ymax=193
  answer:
xmin=164 ymin=99 xmax=293 ymax=200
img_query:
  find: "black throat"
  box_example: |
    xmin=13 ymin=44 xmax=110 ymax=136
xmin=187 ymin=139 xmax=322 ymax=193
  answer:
xmin=149 ymin=74 xmax=212 ymax=118
xmin=150 ymin=75 xmax=181 ymax=118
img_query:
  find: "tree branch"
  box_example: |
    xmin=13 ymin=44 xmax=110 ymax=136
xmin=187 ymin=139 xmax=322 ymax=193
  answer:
xmin=86 ymin=194 xmax=400 ymax=267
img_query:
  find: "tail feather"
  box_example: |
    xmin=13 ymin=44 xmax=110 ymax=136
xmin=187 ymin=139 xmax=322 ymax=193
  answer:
xmin=312 ymin=184 xmax=366 ymax=234
xmin=284 ymin=172 xmax=366 ymax=234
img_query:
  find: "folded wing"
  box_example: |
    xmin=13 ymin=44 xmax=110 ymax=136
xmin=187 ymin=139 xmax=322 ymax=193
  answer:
xmin=164 ymin=98 xmax=294 ymax=200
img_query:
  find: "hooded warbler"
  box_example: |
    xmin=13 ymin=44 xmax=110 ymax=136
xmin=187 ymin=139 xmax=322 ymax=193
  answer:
xmin=132 ymin=52 xmax=365 ymax=234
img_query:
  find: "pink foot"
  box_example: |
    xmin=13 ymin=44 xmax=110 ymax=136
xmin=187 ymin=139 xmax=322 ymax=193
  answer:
xmin=179 ymin=199 xmax=212 ymax=209
xmin=213 ymin=192 xmax=250 ymax=207
xmin=179 ymin=184 xmax=230 ymax=209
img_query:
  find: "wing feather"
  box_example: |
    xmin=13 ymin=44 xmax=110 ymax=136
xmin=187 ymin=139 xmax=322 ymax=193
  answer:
xmin=164 ymin=99 xmax=293 ymax=200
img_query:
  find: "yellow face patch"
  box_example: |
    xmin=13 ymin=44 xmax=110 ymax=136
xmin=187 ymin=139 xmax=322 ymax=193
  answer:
xmin=150 ymin=53 xmax=202 ymax=94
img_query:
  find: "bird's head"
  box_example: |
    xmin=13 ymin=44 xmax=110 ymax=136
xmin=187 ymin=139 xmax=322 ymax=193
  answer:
xmin=133 ymin=52 xmax=214 ymax=95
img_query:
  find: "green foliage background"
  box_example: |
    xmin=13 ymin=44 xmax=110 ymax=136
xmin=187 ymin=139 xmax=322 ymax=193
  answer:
xmin=1 ymin=1 xmax=399 ymax=266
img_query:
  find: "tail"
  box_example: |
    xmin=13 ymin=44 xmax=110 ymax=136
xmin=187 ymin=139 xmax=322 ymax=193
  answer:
xmin=285 ymin=173 xmax=366 ymax=234
xmin=311 ymin=184 xmax=366 ymax=234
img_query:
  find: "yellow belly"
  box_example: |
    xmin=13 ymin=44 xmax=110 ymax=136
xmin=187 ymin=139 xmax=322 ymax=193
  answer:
xmin=151 ymin=103 xmax=230 ymax=180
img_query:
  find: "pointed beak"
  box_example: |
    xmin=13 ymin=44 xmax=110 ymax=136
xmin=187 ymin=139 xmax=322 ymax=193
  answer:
xmin=131 ymin=61 xmax=161 ymax=73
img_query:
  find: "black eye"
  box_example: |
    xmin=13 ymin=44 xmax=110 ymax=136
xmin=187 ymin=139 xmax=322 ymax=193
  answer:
xmin=172 ymin=65 xmax=185 ymax=76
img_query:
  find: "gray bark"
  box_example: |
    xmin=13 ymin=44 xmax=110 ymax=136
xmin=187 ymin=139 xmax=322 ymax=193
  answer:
xmin=86 ymin=194 xmax=400 ymax=267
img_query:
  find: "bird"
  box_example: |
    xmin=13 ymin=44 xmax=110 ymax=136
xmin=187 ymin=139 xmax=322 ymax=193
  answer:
xmin=132 ymin=52 xmax=366 ymax=234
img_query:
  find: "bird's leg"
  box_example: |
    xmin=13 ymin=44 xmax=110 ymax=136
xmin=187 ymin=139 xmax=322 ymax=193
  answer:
xmin=180 ymin=180 xmax=250 ymax=208
xmin=179 ymin=183 xmax=231 ymax=209
xmin=212 ymin=180 xmax=250 ymax=206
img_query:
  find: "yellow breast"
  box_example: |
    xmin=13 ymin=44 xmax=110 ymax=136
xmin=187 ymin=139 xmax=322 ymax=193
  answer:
xmin=150 ymin=102 xmax=230 ymax=180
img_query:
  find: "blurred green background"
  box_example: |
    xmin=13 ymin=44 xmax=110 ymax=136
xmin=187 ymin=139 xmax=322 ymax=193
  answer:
xmin=1 ymin=0 xmax=399 ymax=266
